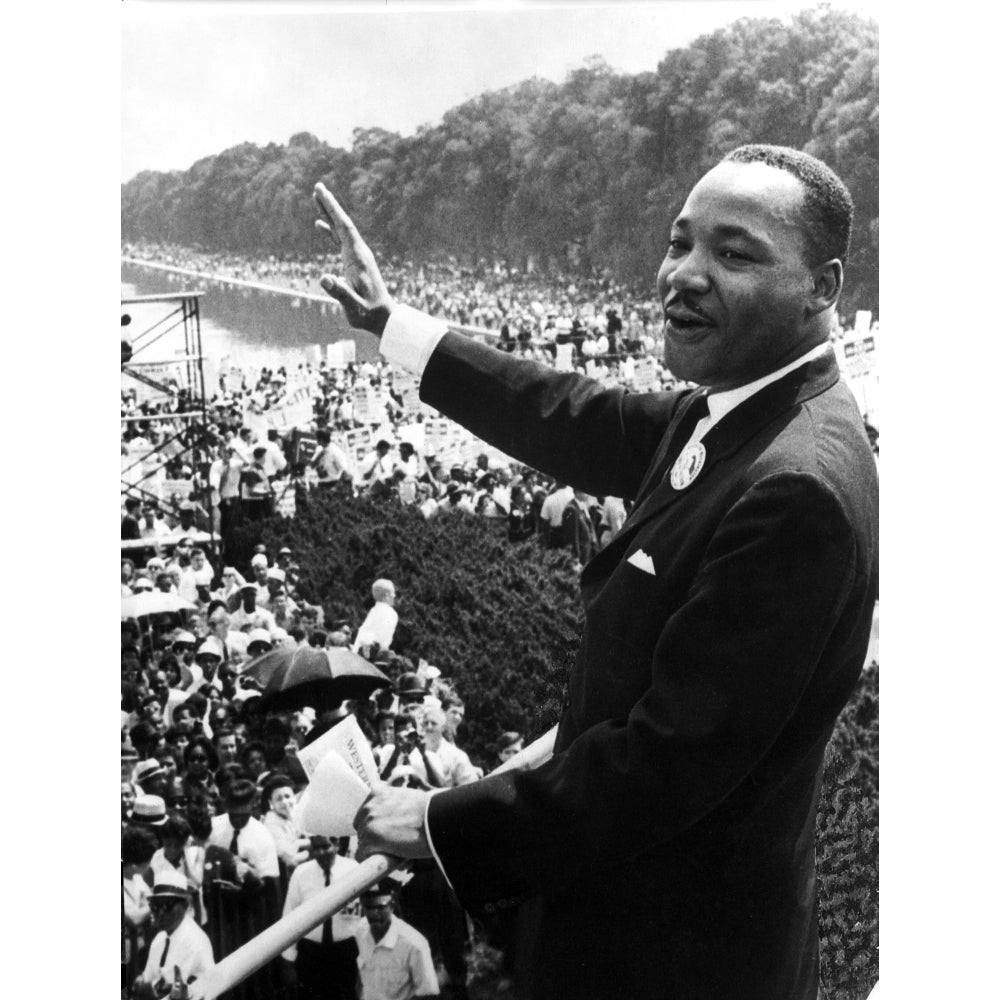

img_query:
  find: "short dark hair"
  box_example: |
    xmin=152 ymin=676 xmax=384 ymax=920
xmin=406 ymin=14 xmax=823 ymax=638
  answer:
xmin=161 ymin=815 xmax=192 ymax=843
xmin=225 ymin=778 xmax=257 ymax=807
xmin=261 ymin=772 xmax=294 ymax=803
xmin=722 ymin=144 xmax=854 ymax=268
xmin=122 ymin=825 xmax=159 ymax=865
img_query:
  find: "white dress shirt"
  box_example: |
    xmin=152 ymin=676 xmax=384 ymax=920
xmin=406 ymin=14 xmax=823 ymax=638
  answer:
xmin=354 ymin=915 xmax=439 ymax=1000
xmin=280 ymin=856 xmax=364 ymax=961
xmin=208 ymin=815 xmax=279 ymax=878
xmin=141 ymin=915 xmax=214 ymax=988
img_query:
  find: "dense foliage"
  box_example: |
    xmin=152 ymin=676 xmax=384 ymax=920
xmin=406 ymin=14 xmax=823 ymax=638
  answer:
xmin=122 ymin=6 xmax=878 ymax=314
xmin=234 ymin=484 xmax=878 ymax=996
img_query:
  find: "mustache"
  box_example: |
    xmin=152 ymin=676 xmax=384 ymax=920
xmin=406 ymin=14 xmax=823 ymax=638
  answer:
xmin=663 ymin=295 xmax=713 ymax=322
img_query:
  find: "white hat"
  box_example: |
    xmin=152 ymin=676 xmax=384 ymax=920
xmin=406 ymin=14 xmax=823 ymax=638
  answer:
xmin=247 ymin=628 xmax=272 ymax=648
xmin=226 ymin=632 xmax=249 ymax=656
xmin=149 ymin=867 xmax=188 ymax=899
xmin=133 ymin=577 xmax=154 ymax=592
xmin=196 ymin=637 xmax=224 ymax=660
xmin=266 ymin=568 xmax=286 ymax=583
xmin=250 ymin=554 xmax=268 ymax=568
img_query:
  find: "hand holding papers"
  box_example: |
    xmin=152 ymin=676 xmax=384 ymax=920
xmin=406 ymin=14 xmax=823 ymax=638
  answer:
xmin=295 ymin=715 xmax=380 ymax=837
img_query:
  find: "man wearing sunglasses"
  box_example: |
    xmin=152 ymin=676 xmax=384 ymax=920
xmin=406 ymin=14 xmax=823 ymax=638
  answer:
xmin=134 ymin=868 xmax=213 ymax=1000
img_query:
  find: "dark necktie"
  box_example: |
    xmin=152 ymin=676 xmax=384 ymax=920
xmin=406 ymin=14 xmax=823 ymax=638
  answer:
xmin=159 ymin=935 xmax=171 ymax=968
xmin=321 ymin=868 xmax=333 ymax=946
xmin=229 ymin=828 xmax=239 ymax=857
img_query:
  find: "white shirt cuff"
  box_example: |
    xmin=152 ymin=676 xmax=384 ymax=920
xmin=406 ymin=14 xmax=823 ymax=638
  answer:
xmin=380 ymin=304 xmax=449 ymax=376
xmin=423 ymin=789 xmax=458 ymax=894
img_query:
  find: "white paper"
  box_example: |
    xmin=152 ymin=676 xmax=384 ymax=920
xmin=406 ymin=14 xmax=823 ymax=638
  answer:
xmin=297 ymin=714 xmax=379 ymax=788
xmin=297 ymin=752 xmax=371 ymax=837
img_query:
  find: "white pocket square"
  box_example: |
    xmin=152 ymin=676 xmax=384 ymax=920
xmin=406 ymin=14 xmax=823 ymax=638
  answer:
xmin=627 ymin=549 xmax=656 ymax=576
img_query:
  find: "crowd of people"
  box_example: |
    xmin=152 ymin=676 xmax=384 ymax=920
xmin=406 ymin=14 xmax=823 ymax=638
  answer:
xmin=122 ymin=542 xmax=526 ymax=999
xmin=123 ymin=240 xmax=665 ymax=350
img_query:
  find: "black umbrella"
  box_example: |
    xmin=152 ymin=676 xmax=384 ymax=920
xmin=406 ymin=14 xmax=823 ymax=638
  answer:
xmin=243 ymin=645 xmax=392 ymax=712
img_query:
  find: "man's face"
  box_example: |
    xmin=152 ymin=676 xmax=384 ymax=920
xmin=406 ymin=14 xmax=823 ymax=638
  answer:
xmin=216 ymin=735 xmax=238 ymax=765
xmin=420 ymin=713 xmax=443 ymax=747
xmin=209 ymin=614 xmax=229 ymax=639
xmin=192 ymin=551 xmax=205 ymax=571
xmin=377 ymin=717 xmax=395 ymax=745
xmin=150 ymin=897 xmax=187 ymax=936
xmin=362 ymin=896 xmax=394 ymax=938
xmin=254 ymin=565 xmax=268 ymax=586
xmin=121 ymin=782 xmax=135 ymax=816
xmin=227 ymin=801 xmax=254 ymax=831
xmin=311 ymin=837 xmax=336 ymax=872
xmin=499 ymin=739 xmax=523 ymax=763
xmin=655 ymin=161 xmax=816 ymax=390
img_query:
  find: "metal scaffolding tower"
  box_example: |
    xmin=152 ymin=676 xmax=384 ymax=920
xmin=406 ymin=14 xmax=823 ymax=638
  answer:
xmin=121 ymin=291 xmax=217 ymax=552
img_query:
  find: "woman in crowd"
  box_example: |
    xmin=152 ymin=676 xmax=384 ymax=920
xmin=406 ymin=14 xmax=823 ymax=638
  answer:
xmin=182 ymin=735 xmax=220 ymax=808
xmin=260 ymin=772 xmax=310 ymax=874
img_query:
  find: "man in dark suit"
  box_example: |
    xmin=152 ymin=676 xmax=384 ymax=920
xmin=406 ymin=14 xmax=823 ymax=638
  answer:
xmin=314 ymin=144 xmax=877 ymax=1000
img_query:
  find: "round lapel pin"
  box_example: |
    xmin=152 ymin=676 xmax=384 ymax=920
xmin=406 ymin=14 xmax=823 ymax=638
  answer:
xmin=670 ymin=442 xmax=706 ymax=490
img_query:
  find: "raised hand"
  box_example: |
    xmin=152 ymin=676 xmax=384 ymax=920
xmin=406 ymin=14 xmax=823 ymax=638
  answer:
xmin=313 ymin=182 xmax=394 ymax=336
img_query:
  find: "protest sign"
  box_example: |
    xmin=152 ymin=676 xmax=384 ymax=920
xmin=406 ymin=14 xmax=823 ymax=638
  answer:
xmin=632 ymin=357 xmax=658 ymax=392
xmin=353 ymin=384 xmax=375 ymax=425
xmin=267 ymin=384 xmax=314 ymax=431
xmin=223 ymin=367 xmax=244 ymax=394
xmin=345 ymin=427 xmax=373 ymax=463
xmin=161 ymin=479 xmax=194 ymax=504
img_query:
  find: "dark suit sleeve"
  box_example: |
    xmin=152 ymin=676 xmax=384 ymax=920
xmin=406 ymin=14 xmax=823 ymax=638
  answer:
xmin=427 ymin=470 xmax=861 ymax=913
xmin=420 ymin=332 xmax=681 ymax=501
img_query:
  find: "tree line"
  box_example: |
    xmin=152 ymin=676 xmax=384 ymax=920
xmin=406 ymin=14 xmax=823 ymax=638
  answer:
xmin=122 ymin=6 xmax=878 ymax=315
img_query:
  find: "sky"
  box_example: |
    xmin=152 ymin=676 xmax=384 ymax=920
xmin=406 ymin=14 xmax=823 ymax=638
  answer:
xmin=122 ymin=0 xmax=880 ymax=182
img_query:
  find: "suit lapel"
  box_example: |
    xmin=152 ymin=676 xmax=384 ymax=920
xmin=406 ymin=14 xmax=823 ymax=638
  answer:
xmin=581 ymin=352 xmax=840 ymax=592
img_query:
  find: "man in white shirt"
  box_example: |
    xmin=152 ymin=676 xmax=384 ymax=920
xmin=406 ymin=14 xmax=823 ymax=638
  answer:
xmin=141 ymin=505 xmax=172 ymax=542
xmin=261 ymin=429 xmax=288 ymax=479
xmin=358 ymin=439 xmax=396 ymax=491
xmin=136 ymin=868 xmax=214 ymax=999
xmin=311 ymin=427 xmax=353 ymax=488
xmin=281 ymin=836 xmax=364 ymax=1000
xmin=355 ymin=883 xmax=439 ymax=1000
xmin=208 ymin=779 xmax=279 ymax=879
xmin=352 ymin=578 xmax=399 ymax=655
